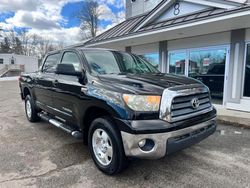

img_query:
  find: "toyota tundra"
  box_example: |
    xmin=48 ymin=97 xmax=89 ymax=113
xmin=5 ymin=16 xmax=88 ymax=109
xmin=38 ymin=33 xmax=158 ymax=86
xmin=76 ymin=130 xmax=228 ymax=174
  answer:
xmin=19 ymin=48 xmax=217 ymax=175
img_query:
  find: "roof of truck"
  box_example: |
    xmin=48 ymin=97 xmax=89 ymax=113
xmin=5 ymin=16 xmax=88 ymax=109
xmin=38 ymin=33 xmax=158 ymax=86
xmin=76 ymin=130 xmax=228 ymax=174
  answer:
xmin=47 ymin=47 xmax=119 ymax=55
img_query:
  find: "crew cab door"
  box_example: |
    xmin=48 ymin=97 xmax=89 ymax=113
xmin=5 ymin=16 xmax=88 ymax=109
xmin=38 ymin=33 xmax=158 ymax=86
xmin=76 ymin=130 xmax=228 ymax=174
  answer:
xmin=33 ymin=53 xmax=60 ymax=114
xmin=52 ymin=51 xmax=85 ymax=127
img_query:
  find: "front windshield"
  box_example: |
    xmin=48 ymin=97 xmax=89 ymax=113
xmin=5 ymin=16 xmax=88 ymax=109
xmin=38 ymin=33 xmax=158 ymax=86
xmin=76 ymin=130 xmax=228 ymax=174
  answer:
xmin=83 ymin=51 xmax=160 ymax=75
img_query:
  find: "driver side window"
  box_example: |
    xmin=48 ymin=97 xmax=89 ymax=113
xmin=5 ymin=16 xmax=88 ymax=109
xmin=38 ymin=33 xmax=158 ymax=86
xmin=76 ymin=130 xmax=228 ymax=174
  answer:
xmin=43 ymin=53 xmax=60 ymax=73
xmin=61 ymin=52 xmax=81 ymax=72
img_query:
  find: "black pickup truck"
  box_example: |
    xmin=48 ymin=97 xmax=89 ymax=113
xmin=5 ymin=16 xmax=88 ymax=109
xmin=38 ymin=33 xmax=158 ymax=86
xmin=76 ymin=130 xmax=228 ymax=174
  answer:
xmin=19 ymin=48 xmax=217 ymax=175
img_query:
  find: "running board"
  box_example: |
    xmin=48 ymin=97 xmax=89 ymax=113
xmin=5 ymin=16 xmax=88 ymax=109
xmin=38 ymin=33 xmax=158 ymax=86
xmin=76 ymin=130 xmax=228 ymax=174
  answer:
xmin=38 ymin=112 xmax=83 ymax=139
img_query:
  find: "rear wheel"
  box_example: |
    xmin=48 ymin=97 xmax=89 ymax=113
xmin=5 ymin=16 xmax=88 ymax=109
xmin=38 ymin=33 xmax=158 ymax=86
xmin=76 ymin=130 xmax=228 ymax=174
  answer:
xmin=88 ymin=117 xmax=128 ymax=175
xmin=25 ymin=95 xmax=40 ymax=122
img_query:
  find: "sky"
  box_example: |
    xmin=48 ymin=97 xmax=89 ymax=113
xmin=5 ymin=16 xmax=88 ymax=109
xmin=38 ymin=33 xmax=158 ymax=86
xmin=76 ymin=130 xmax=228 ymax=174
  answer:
xmin=0 ymin=0 xmax=125 ymax=45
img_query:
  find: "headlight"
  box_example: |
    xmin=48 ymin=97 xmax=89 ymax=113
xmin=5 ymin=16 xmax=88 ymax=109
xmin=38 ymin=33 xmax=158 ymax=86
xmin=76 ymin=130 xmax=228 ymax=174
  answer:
xmin=122 ymin=94 xmax=161 ymax=111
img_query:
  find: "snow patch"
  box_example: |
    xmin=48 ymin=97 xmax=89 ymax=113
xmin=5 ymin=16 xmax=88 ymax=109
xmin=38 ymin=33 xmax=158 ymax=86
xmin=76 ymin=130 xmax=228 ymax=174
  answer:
xmin=0 ymin=76 xmax=19 ymax=81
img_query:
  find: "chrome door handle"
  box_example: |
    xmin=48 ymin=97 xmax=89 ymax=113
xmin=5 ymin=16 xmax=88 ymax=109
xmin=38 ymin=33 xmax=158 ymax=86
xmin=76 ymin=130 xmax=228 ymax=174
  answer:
xmin=53 ymin=79 xmax=59 ymax=86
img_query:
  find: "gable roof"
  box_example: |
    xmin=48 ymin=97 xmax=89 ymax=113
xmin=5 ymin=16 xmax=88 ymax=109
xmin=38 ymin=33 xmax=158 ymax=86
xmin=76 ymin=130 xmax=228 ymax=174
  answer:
xmin=134 ymin=0 xmax=245 ymax=32
xmin=84 ymin=1 xmax=250 ymax=46
xmin=136 ymin=7 xmax=225 ymax=32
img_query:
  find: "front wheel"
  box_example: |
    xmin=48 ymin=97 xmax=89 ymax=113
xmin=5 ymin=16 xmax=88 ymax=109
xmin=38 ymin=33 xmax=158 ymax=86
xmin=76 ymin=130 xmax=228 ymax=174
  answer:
xmin=88 ymin=117 xmax=128 ymax=175
xmin=25 ymin=95 xmax=40 ymax=122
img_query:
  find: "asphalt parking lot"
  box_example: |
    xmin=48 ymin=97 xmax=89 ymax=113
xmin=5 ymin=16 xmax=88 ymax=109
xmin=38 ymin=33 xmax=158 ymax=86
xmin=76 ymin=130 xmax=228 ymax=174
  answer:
xmin=0 ymin=80 xmax=250 ymax=188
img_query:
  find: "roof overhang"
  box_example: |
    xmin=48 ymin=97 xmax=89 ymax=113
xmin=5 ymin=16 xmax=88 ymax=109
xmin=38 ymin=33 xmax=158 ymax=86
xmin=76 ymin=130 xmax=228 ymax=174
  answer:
xmin=86 ymin=8 xmax=250 ymax=49
xmin=184 ymin=0 xmax=244 ymax=9
xmin=133 ymin=0 xmax=244 ymax=32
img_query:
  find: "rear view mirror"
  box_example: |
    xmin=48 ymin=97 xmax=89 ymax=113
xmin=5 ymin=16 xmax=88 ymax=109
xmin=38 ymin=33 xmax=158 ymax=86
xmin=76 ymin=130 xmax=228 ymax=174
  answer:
xmin=56 ymin=64 xmax=82 ymax=77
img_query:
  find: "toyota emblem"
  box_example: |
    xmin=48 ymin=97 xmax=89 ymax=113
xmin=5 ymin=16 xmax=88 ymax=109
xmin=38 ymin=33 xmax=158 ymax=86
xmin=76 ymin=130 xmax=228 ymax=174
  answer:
xmin=191 ymin=98 xmax=200 ymax=109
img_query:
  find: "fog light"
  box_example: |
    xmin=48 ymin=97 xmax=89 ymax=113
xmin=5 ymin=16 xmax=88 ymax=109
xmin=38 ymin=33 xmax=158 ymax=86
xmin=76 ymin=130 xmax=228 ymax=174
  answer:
xmin=138 ymin=139 xmax=155 ymax=152
xmin=138 ymin=139 xmax=146 ymax=148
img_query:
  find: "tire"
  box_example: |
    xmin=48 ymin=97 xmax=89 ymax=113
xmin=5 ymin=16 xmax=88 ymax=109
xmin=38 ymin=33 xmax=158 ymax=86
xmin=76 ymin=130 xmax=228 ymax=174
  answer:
xmin=88 ymin=117 xmax=128 ymax=175
xmin=25 ymin=95 xmax=40 ymax=122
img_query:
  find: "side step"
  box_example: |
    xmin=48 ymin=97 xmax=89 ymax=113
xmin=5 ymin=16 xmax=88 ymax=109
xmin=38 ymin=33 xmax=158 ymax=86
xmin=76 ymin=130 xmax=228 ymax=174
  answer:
xmin=38 ymin=112 xmax=83 ymax=139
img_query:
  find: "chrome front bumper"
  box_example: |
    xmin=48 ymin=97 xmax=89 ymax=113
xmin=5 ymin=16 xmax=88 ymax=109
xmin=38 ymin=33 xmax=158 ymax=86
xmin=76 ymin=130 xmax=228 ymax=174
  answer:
xmin=121 ymin=118 xmax=216 ymax=159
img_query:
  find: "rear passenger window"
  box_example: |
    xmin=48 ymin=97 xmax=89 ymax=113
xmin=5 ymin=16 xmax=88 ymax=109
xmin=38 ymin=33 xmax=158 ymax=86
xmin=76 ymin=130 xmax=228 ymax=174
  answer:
xmin=43 ymin=53 xmax=60 ymax=73
xmin=61 ymin=52 xmax=81 ymax=72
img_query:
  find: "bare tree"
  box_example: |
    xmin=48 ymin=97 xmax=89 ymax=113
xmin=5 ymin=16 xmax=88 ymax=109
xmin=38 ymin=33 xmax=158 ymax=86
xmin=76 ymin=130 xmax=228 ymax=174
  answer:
xmin=57 ymin=41 xmax=65 ymax=50
xmin=27 ymin=34 xmax=64 ymax=59
xmin=35 ymin=36 xmax=63 ymax=58
xmin=20 ymin=29 xmax=31 ymax=55
xmin=0 ymin=29 xmax=64 ymax=58
xmin=76 ymin=0 xmax=101 ymax=39
xmin=35 ymin=37 xmax=51 ymax=58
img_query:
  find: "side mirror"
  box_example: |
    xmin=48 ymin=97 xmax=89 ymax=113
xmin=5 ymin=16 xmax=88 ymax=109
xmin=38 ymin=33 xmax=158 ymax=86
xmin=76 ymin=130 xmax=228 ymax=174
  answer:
xmin=56 ymin=64 xmax=82 ymax=77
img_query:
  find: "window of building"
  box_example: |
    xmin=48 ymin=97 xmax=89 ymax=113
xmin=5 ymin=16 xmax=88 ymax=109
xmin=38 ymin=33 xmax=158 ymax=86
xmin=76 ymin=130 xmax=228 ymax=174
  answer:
xmin=168 ymin=47 xmax=228 ymax=105
xmin=244 ymin=44 xmax=250 ymax=97
xmin=61 ymin=52 xmax=81 ymax=72
xmin=11 ymin=57 xmax=15 ymax=64
xmin=140 ymin=53 xmax=159 ymax=70
xmin=0 ymin=58 xmax=3 ymax=64
xmin=169 ymin=52 xmax=186 ymax=75
xmin=42 ymin=53 xmax=60 ymax=73
xmin=189 ymin=48 xmax=227 ymax=105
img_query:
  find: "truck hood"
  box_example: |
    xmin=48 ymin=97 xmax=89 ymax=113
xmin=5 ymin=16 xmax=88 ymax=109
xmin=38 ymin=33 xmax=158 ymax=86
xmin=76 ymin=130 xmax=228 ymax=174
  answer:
xmin=97 ymin=73 xmax=201 ymax=95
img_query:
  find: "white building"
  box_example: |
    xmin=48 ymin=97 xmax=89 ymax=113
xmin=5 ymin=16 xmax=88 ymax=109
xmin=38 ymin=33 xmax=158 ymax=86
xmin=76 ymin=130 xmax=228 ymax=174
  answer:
xmin=0 ymin=53 xmax=38 ymax=77
xmin=83 ymin=0 xmax=250 ymax=113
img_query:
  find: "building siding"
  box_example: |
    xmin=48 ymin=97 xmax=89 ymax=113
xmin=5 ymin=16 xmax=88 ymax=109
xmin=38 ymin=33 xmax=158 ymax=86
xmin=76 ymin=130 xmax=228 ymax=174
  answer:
xmin=0 ymin=54 xmax=38 ymax=73
xmin=131 ymin=42 xmax=159 ymax=54
xmin=126 ymin=0 xmax=162 ymax=19
xmin=167 ymin=32 xmax=231 ymax=51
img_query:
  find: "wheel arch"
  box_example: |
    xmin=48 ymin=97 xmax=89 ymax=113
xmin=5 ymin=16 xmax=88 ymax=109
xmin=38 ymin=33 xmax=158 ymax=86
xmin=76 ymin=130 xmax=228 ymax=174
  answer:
xmin=23 ymin=87 xmax=31 ymax=98
xmin=81 ymin=105 xmax=120 ymax=144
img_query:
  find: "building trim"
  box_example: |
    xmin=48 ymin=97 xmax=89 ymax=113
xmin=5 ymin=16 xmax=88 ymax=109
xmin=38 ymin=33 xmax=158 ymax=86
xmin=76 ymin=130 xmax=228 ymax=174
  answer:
xmin=159 ymin=41 xmax=168 ymax=72
xmin=232 ymin=43 xmax=240 ymax=99
xmin=227 ymin=29 xmax=246 ymax=103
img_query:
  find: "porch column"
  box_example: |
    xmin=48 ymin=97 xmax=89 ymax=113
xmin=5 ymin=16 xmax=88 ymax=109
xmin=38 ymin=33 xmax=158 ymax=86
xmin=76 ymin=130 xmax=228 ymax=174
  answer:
xmin=125 ymin=46 xmax=131 ymax=53
xmin=159 ymin=41 xmax=168 ymax=73
xmin=227 ymin=29 xmax=246 ymax=103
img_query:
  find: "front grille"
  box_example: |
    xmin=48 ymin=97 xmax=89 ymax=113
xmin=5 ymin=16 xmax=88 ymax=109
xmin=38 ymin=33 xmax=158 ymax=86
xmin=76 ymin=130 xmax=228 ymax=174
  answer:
xmin=159 ymin=84 xmax=214 ymax=123
xmin=171 ymin=92 xmax=212 ymax=121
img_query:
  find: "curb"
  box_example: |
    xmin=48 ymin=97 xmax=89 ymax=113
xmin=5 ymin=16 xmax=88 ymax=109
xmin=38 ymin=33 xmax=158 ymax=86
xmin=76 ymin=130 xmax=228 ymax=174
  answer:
xmin=217 ymin=116 xmax=250 ymax=129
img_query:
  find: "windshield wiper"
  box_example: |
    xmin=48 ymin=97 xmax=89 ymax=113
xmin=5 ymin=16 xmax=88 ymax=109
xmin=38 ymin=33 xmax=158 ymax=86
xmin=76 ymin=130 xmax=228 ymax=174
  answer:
xmin=107 ymin=73 xmax=124 ymax=75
